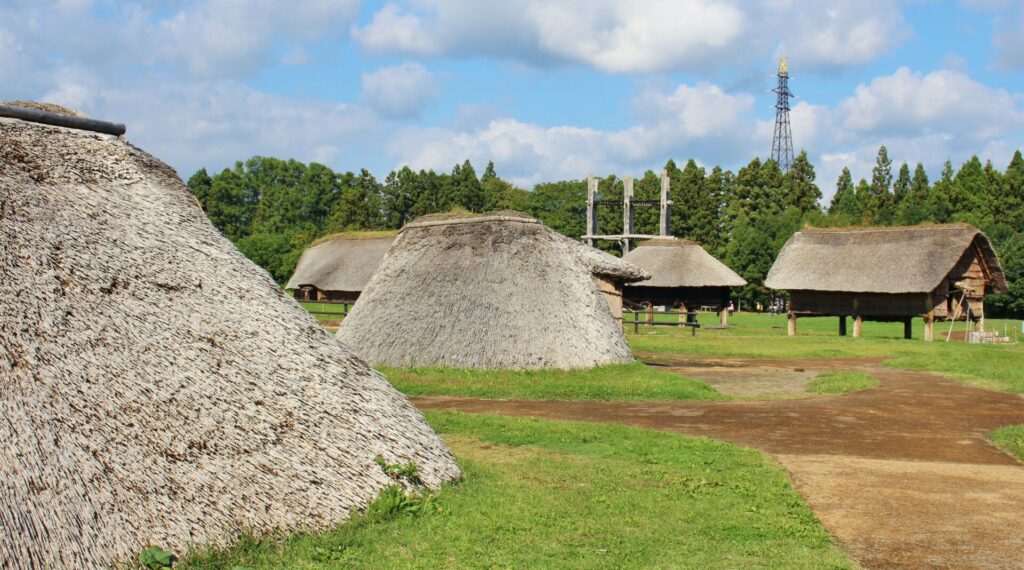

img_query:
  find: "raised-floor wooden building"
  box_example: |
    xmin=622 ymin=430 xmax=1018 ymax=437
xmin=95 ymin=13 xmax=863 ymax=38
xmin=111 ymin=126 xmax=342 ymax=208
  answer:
xmin=285 ymin=233 xmax=395 ymax=302
xmin=622 ymin=239 xmax=747 ymax=325
xmin=765 ymin=225 xmax=1007 ymax=340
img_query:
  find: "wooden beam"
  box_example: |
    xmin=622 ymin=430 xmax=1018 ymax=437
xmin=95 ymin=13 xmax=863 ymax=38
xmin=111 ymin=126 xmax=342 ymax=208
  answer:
xmin=623 ymin=176 xmax=634 ymax=254
xmin=585 ymin=174 xmax=598 ymax=246
xmin=923 ymin=313 xmax=934 ymax=342
xmin=720 ymin=307 xmax=728 ymax=326
xmin=788 ymin=312 xmax=797 ymax=336
xmin=659 ymin=169 xmax=670 ymax=237
xmin=904 ymin=318 xmax=913 ymax=340
xmin=839 ymin=315 xmax=847 ymax=336
xmin=853 ymin=315 xmax=863 ymax=338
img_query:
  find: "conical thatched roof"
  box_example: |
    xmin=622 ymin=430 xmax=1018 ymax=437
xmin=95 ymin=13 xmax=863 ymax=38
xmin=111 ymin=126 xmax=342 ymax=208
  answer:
xmin=0 ymin=105 xmax=459 ymax=568
xmin=337 ymin=211 xmax=649 ymax=370
xmin=622 ymin=239 xmax=746 ymax=288
xmin=285 ymin=232 xmax=395 ymax=293
xmin=765 ymin=224 xmax=1008 ymax=294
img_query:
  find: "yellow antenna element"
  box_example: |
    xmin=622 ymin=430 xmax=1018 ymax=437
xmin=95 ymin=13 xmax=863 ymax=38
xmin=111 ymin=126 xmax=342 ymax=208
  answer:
xmin=779 ymin=57 xmax=788 ymax=74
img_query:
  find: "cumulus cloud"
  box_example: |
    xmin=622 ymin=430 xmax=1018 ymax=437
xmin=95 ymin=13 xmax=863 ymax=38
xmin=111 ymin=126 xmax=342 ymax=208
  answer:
xmin=360 ymin=62 xmax=441 ymax=119
xmin=992 ymin=6 xmax=1024 ymax=70
xmin=354 ymin=0 xmax=911 ymax=73
xmin=390 ymin=81 xmax=763 ymax=186
xmin=836 ymin=67 xmax=1023 ymax=141
xmin=773 ymin=0 xmax=911 ymax=68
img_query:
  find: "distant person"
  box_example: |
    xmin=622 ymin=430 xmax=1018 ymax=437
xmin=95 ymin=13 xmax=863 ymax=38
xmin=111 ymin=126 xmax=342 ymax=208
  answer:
xmin=728 ymin=301 xmax=735 ymax=315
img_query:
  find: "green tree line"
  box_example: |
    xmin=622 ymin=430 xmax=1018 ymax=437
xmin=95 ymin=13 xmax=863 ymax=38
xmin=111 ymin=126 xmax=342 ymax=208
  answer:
xmin=187 ymin=147 xmax=1024 ymax=316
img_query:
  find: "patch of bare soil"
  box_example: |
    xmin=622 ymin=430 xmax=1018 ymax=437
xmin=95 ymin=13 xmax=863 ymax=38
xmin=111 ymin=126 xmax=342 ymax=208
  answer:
xmin=413 ymin=357 xmax=1024 ymax=569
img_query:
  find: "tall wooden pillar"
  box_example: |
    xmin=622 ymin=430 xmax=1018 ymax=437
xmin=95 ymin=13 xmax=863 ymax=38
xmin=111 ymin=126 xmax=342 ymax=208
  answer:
xmin=787 ymin=313 xmax=797 ymax=336
xmin=622 ymin=176 xmax=634 ymax=254
xmin=904 ymin=318 xmax=913 ymax=340
xmin=645 ymin=302 xmax=654 ymax=325
xmin=585 ymin=175 xmax=598 ymax=246
xmin=839 ymin=316 xmax=847 ymax=336
xmin=720 ymin=307 xmax=728 ymax=326
xmin=923 ymin=314 xmax=934 ymax=342
xmin=659 ymin=169 xmax=670 ymax=237
xmin=678 ymin=303 xmax=688 ymax=326
xmin=853 ymin=315 xmax=863 ymax=338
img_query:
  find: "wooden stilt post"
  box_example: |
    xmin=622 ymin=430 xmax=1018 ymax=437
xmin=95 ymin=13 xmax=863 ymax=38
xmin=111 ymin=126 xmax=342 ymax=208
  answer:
xmin=787 ymin=312 xmax=797 ymax=336
xmin=923 ymin=313 xmax=934 ymax=342
xmin=904 ymin=318 xmax=913 ymax=340
xmin=853 ymin=315 xmax=863 ymax=338
xmin=839 ymin=316 xmax=847 ymax=336
xmin=646 ymin=302 xmax=654 ymax=325
xmin=585 ymin=174 xmax=598 ymax=247
xmin=678 ymin=303 xmax=687 ymax=326
xmin=720 ymin=307 xmax=728 ymax=326
xmin=659 ymin=169 xmax=670 ymax=237
xmin=623 ymin=175 xmax=634 ymax=254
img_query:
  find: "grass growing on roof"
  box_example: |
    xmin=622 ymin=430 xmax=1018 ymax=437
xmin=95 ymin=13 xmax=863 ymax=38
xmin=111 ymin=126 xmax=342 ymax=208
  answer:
xmin=990 ymin=425 xmax=1024 ymax=463
xmin=177 ymin=412 xmax=855 ymax=569
xmin=381 ymin=362 xmax=725 ymax=401
xmin=628 ymin=312 xmax=1024 ymax=394
xmin=807 ymin=372 xmax=880 ymax=395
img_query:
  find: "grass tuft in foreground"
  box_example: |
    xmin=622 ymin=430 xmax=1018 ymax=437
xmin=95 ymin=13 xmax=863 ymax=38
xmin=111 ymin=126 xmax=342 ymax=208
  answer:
xmin=382 ymin=362 xmax=725 ymax=401
xmin=806 ymin=371 xmax=880 ymax=395
xmin=990 ymin=425 xmax=1024 ymax=463
xmin=177 ymin=412 xmax=854 ymax=569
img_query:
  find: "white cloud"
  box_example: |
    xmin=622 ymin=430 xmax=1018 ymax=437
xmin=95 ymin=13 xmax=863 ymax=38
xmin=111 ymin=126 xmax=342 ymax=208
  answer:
xmin=354 ymin=0 xmax=911 ymax=73
xmin=390 ymin=81 xmax=762 ymax=186
xmin=774 ymin=0 xmax=911 ymax=68
xmin=360 ymin=62 xmax=441 ymax=119
xmin=837 ymin=67 xmax=1023 ymax=141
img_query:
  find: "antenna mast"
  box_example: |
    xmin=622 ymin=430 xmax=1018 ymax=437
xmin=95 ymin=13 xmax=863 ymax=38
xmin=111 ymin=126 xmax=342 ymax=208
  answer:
xmin=771 ymin=57 xmax=794 ymax=171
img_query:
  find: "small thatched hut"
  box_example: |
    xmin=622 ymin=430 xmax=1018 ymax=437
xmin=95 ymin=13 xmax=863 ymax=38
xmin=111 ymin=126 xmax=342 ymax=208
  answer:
xmin=286 ymin=232 xmax=395 ymax=302
xmin=0 ymin=103 xmax=459 ymax=568
xmin=622 ymin=239 xmax=747 ymax=325
xmin=765 ymin=224 xmax=1008 ymax=340
xmin=337 ymin=211 xmax=650 ymax=369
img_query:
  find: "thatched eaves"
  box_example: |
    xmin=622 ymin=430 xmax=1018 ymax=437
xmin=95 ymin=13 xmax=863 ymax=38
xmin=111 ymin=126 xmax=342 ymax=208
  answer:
xmin=0 ymin=108 xmax=459 ymax=568
xmin=338 ymin=212 xmax=640 ymax=369
xmin=285 ymin=232 xmax=395 ymax=292
xmin=623 ymin=239 xmax=746 ymax=288
xmin=765 ymin=224 xmax=1008 ymax=294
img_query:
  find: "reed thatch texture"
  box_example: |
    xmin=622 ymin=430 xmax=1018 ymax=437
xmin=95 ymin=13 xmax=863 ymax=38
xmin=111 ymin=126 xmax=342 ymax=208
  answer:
xmin=765 ymin=225 xmax=1008 ymax=294
xmin=622 ymin=239 xmax=746 ymax=288
xmin=0 ymin=107 xmax=459 ymax=569
xmin=337 ymin=212 xmax=649 ymax=369
xmin=285 ymin=233 xmax=395 ymax=296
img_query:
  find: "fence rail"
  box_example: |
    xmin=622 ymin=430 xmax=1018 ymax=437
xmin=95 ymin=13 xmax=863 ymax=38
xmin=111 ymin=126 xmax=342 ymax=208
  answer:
xmin=299 ymin=300 xmax=351 ymax=319
xmin=623 ymin=308 xmax=701 ymax=335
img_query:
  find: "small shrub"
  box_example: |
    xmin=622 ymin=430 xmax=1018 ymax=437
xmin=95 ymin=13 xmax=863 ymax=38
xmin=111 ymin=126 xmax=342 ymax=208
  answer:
xmin=138 ymin=546 xmax=175 ymax=570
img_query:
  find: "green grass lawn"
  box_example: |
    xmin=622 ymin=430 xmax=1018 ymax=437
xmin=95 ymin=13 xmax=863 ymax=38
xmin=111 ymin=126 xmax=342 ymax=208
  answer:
xmin=298 ymin=301 xmax=350 ymax=323
xmin=630 ymin=312 xmax=1024 ymax=394
xmin=382 ymin=362 xmax=724 ymax=401
xmin=806 ymin=372 xmax=880 ymax=395
xmin=990 ymin=425 xmax=1024 ymax=463
xmin=179 ymin=412 xmax=855 ymax=569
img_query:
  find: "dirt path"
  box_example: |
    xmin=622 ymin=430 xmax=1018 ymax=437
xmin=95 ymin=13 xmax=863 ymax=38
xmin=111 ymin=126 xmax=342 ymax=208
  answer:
xmin=412 ymin=357 xmax=1024 ymax=569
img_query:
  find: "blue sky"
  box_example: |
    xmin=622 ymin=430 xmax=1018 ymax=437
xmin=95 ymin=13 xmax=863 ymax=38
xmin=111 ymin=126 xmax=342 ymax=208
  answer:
xmin=3 ymin=0 xmax=1023 ymax=200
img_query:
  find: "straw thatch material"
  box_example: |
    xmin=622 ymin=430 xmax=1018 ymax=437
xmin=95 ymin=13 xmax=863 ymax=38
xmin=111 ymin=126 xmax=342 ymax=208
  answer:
xmin=622 ymin=239 xmax=746 ymax=288
xmin=337 ymin=212 xmax=649 ymax=369
xmin=0 ymin=108 xmax=459 ymax=568
xmin=765 ymin=225 xmax=1007 ymax=294
xmin=285 ymin=233 xmax=395 ymax=300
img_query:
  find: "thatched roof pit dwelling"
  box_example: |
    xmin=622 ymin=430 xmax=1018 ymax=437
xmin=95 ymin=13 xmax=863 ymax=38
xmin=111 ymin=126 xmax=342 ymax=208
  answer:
xmin=622 ymin=239 xmax=747 ymax=325
xmin=0 ymin=102 xmax=459 ymax=568
xmin=765 ymin=224 xmax=1007 ymax=340
xmin=286 ymin=232 xmax=395 ymax=302
xmin=337 ymin=211 xmax=650 ymax=369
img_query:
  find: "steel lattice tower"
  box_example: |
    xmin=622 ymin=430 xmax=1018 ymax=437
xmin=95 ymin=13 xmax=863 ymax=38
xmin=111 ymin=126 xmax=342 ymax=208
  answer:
xmin=771 ymin=57 xmax=794 ymax=171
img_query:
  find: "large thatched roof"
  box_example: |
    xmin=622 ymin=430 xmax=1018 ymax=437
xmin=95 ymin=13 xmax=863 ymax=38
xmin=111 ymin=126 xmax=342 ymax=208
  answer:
xmin=765 ymin=224 xmax=1008 ymax=294
xmin=623 ymin=239 xmax=746 ymax=288
xmin=285 ymin=232 xmax=395 ymax=292
xmin=337 ymin=212 xmax=649 ymax=369
xmin=0 ymin=105 xmax=459 ymax=568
